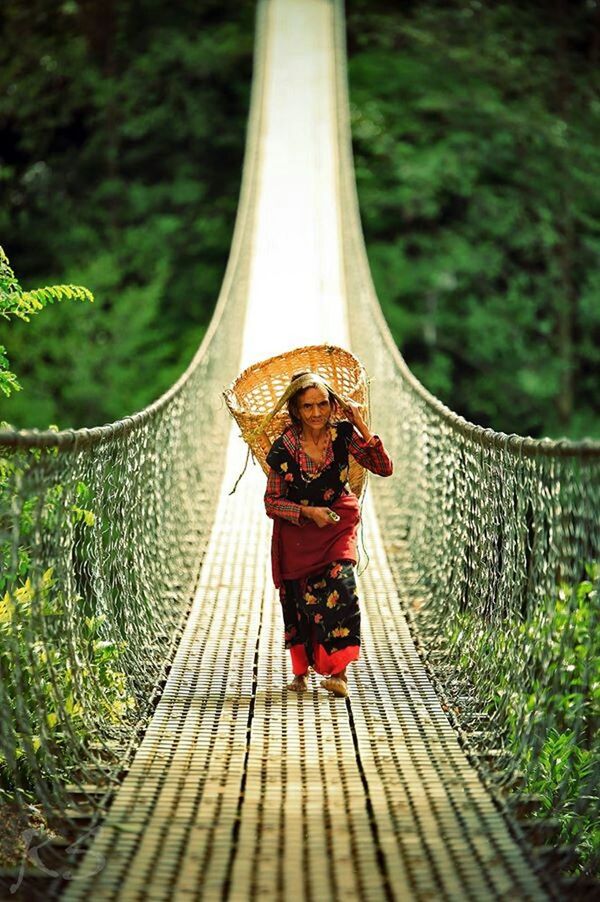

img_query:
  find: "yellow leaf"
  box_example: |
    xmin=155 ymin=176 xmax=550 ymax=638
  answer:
xmin=0 ymin=592 xmax=15 ymax=622
xmin=15 ymin=578 xmax=34 ymax=604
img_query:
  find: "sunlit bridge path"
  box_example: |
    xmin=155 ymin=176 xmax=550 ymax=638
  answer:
xmin=3 ymin=0 xmax=598 ymax=899
xmin=59 ymin=1 xmax=546 ymax=898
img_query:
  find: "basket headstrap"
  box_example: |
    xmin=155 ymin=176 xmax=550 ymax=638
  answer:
xmin=247 ymin=372 xmax=348 ymax=443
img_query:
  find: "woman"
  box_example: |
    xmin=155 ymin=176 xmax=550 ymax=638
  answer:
xmin=264 ymin=371 xmax=393 ymax=698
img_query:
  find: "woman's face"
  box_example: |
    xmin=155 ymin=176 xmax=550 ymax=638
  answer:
xmin=296 ymin=385 xmax=331 ymax=430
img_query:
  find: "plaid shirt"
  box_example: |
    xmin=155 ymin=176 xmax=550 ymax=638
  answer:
xmin=264 ymin=424 xmax=392 ymax=525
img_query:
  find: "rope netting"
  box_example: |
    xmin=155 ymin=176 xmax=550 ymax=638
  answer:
xmin=333 ymin=4 xmax=600 ymax=875
xmin=0 ymin=350 xmax=250 ymax=825
xmin=0 ymin=1 xmax=267 ymax=831
xmin=0 ymin=340 xmax=236 ymax=818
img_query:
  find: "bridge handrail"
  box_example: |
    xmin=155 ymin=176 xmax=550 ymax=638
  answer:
xmin=333 ymin=0 xmax=599 ymax=878
xmin=0 ymin=299 xmax=229 ymax=449
xmin=0 ymin=0 xmax=270 ymax=826
xmin=356 ymin=296 xmax=600 ymax=459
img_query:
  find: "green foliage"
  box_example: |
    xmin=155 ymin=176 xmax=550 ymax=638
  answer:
xmin=347 ymin=1 xmax=600 ymax=440
xmin=0 ymin=245 xmax=93 ymax=400
xmin=0 ymin=0 xmax=255 ymax=804
xmin=1 ymin=1 xmax=597 ymax=441
xmin=452 ymin=565 xmax=599 ymax=874
xmin=525 ymin=730 xmax=597 ymax=868
xmin=5 ymin=250 xmax=183 ymax=425
xmin=0 ymin=448 xmax=135 ymax=796
xmin=0 ymin=0 xmax=254 ymax=428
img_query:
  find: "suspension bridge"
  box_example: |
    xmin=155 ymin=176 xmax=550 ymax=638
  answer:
xmin=1 ymin=0 xmax=598 ymax=899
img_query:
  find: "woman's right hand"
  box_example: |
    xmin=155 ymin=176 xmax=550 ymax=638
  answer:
xmin=306 ymin=506 xmax=336 ymax=528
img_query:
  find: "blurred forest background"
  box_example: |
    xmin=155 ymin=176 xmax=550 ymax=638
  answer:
xmin=1 ymin=0 xmax=598 ymax=439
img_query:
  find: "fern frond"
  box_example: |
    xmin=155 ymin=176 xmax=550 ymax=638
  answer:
xmin=0 ymin=345 xmax=22 ymax=397
xmin=0 ymin=245 xmax=94 ymax=397
xmin=0 ymin=245 xmax=19 ymax=286
xmin=20 ymin=284 xmax=94 ymax=313
xmin=0 ymin=244 xmax=25 ymax=318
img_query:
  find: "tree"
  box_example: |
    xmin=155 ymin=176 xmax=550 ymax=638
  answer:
xmin=0 ymin=0 xmax=254 ymax=428
xmin=347 ymin=0 xmax=600 ymax=440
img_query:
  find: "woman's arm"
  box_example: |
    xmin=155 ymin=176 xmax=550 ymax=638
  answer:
xmin=264 ymin=469 xmax=338 ymax=527
xmin=264 ymin=468 xmax=303 ymax=524
xmin=344 ymin=403 xmax=393 ymax=476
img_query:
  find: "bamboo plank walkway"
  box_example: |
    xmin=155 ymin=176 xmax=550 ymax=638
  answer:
xmin=62 ymin=1 xmax=548 ymax=898
xmin=62 ymin=456 xmax=547 ymax=901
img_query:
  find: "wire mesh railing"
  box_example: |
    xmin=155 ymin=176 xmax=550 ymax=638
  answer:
xmin=0 ymin=1 xmax=269 ymax=836
xmin=332 ymin=0 xmax=600 ymax=879
xmin=0 ymin=354 xmax=231 ymax=820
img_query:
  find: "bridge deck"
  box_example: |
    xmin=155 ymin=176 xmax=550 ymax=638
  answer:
xmin=63 ymin=0 xmax=547 ymax=898
xmin=63 ymin=460 xmax=545 ymax=900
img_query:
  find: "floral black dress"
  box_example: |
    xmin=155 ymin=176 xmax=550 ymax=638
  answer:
xmin=264 ymin=421 xmax=393 ymax=677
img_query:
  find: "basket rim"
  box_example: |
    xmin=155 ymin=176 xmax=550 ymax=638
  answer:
xmin=223 ymin=343 xmax=367 ymax=403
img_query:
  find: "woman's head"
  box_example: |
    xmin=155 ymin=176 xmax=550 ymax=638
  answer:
xmin=287 ymin=371 xmax=338 ymax=429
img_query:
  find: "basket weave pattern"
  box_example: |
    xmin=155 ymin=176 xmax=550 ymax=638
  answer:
xmin=223 ymin=344 xmax=369 ymax=497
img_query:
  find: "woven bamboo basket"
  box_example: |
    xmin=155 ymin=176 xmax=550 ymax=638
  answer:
xmin=223 ymin=344 xmax=370 ymax=497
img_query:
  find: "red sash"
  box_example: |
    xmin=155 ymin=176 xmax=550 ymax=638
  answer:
xmin=271 ymin=493 xmax=360 ymax=588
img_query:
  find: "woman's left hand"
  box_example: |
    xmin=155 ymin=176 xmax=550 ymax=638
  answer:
xmin=344 ymin=400 xmax=367 ymax=430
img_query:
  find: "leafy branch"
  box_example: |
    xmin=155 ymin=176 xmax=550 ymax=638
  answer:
xmin=0 ymin=245 xmax=94 ymax=399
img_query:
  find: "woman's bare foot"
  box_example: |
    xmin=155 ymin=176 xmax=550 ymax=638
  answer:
xmin=319 ymin=676 xmax=348 ymax=698
xmin=287 ymin=673 xmax=309 ymax=692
